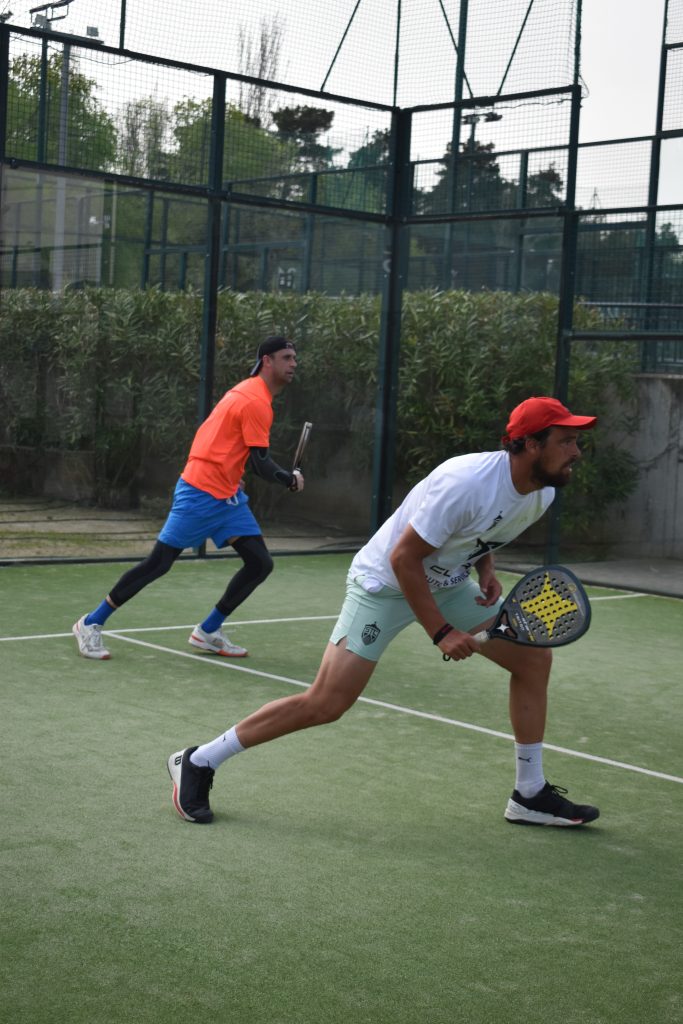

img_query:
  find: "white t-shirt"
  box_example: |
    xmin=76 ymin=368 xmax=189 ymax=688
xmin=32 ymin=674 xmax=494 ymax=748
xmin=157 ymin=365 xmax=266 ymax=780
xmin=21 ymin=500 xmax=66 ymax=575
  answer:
xmin=351 ymin=450 xmax=554 ymax=592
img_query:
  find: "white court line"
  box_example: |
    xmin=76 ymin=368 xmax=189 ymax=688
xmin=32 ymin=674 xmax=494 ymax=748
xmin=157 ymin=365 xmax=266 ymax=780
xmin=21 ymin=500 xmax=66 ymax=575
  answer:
xmin=101 ymin=630 xmax=683 ymax=787
xmin=0 ymin=591 xmax=664 ymax=644
xmin=0 ymin=615 xmax=338 ymax=643
xmin=3 ymin=608 xmax=682 ymax=785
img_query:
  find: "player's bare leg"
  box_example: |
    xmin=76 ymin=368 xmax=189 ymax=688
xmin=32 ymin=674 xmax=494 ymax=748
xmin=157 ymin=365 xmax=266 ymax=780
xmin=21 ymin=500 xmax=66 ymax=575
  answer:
xmin=475 ymin=638 xmax=551 ymax=743
xmin=235 ymin=638 xmax=377 ymax=748
xmin=476 ymin=634 xmax=597 ymax=825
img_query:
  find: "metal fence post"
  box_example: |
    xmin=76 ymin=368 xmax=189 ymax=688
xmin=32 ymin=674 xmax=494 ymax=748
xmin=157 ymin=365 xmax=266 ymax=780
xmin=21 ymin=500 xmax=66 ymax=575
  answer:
xmin=0 ymin=26 xmax=8 ymax=164
xmin=642 ymin=16 xmax=668 ymax=349
xmin=546 ymin=74 xmax=582 ymax=564
xmin=370 ymin=107 xmax=412 ymax=532
xmin=198 ymin=73 xmax=226 ymax=425
xmin=442 ymin=0 xmax=469 ymax=288
xmin=195 ymin=73 xmax=226 ymax=558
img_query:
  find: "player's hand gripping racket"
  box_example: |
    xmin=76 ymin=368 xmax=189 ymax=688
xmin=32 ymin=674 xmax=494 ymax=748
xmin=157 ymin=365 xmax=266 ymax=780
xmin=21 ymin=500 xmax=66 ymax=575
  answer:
xmin=442 ymin=565 xmax=591 ymax=660
xmin=289 ymin=421 xmax=312 ymax=491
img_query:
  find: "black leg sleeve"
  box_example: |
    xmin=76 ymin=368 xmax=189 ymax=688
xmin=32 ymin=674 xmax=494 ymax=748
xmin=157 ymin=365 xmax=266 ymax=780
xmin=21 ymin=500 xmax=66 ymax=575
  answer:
xmin=216 ymin=535 xmax=274 ymax=617
xmin=109 ymin=541 xmax=183 ymax=607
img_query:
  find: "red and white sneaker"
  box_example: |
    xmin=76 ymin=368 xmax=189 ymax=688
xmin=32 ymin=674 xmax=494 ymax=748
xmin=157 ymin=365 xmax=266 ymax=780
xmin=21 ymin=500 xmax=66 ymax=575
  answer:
xmin=188 ymin=624 xmax=248 ymax=657
xmin=72 ymin=616 xmax=111 ymax=660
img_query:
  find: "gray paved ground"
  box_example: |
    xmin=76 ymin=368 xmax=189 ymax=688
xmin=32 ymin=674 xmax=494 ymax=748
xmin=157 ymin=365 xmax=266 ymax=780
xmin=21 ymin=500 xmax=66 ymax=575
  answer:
xmin=1 ymin=498 xmax=681 ymax=598
xmin=499 ymin=557 xmax=683 ymax=598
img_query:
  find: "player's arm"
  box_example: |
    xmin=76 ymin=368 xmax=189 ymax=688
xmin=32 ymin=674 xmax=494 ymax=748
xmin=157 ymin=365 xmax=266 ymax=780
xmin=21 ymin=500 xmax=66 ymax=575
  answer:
xmin=248 ymin=447 xmax=303 ymax=491
xmin=389 ymin=524 xmax=479 ymax=661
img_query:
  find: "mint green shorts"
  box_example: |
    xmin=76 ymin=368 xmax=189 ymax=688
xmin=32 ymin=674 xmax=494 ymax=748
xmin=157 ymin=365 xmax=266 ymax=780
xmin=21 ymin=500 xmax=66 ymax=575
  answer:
xmin=329 ymin=574 xmax=503 ymax=662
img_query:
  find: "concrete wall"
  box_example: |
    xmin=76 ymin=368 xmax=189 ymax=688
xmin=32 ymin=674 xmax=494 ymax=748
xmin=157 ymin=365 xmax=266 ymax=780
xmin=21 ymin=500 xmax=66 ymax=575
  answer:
xmin=601 ymin=375 xmax=683 ymax=558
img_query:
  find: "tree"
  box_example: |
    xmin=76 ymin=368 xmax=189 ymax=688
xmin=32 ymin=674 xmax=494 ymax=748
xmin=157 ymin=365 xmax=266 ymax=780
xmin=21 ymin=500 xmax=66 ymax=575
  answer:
xmin=6 ymin=52 xmax=116 ymax=169
xmin=116 ymin=97 xmax=171 ymax=179
xmin=420 ymin=137 xmax=506 ymax=217
xmin=653 ymin=222 xmax=683 ymax=306
xmin=271 ymin=105 xmax=339 ymax=171
xmin=237 ymin=15 xmax=285 ymax=126
xmin=347 ymin=129 xmax=391 ymax=169
xmin=525 ymin=163 xmax=564 ymax=208
xmin=316 ymin=128 xmax=390 ymax=214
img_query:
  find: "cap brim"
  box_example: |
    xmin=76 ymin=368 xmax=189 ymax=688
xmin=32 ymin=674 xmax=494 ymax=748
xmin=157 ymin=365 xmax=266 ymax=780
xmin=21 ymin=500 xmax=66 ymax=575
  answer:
xmin=553 ymin=414 xmax=597 ymax=430
xmin=249 ymin=359 xmax=262 ymax=377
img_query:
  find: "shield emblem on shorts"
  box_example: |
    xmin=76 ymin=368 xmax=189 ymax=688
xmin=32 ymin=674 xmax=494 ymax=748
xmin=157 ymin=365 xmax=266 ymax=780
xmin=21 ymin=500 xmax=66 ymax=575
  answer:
xmin=362 ymin=622 xmax=381 ymax=645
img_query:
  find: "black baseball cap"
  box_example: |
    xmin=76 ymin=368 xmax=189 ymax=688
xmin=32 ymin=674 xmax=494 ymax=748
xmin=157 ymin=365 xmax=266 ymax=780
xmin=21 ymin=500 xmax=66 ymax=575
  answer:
xmin=249 ymin=336 xmax=296 ymax=376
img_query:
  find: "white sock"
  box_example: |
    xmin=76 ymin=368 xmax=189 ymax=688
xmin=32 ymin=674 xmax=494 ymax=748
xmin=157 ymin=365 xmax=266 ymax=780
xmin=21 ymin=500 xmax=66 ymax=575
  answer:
xmin=514 ymin=742 xmax=545 ymax=797
xmin=190 ymin=726 xmax=245 ymax=770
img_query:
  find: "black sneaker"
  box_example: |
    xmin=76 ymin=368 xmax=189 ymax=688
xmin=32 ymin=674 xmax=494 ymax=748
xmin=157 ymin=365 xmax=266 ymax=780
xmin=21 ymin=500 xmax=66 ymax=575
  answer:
xmin=167 ymin=747 xmax=214 ymax=824
xmin=505 ymin=781 xmax=599 ymax=827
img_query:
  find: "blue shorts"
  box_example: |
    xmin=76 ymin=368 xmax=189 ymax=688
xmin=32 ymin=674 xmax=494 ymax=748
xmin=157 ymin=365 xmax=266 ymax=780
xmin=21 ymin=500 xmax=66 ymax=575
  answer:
xmin=329 ymin=573 xmax=503 ymax=662
xmin=158 ymin=479 xmax=261 ymax=550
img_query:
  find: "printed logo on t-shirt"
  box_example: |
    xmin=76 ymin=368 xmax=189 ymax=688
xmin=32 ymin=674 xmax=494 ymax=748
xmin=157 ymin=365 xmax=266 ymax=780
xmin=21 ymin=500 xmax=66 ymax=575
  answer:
xmin=466 ymin=538 xmax=504 ymax=562
xmin=426 ymin=538 xmax=506 ymax=590
xmin=425 ymin=564 xmax=472 ymax=589
xmin=362 ymin=622 xmax=381 ymax=645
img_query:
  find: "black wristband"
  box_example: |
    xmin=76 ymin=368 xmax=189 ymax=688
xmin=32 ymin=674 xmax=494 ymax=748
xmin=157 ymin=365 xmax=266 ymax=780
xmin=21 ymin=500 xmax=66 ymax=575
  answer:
xmin=432 ymin=623 xmax=453 ymax=645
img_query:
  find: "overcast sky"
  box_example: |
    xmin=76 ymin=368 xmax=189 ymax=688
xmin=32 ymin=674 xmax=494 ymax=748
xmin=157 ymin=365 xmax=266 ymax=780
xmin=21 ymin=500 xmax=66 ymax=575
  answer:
xmin=3 ymin=0 xmax=671 ymax=140
xmin=580 ymin=0 xmax=681 ymax=205
xmin=3 ymin=0 xmax=679 ymax=202
xmin=579 ymin=0 xmax=666 ymax=142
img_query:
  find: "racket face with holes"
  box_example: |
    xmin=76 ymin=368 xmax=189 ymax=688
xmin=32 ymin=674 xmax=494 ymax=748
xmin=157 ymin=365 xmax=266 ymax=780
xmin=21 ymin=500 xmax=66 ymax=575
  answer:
xmin=487 ymin=565 xmax=591 ymax=647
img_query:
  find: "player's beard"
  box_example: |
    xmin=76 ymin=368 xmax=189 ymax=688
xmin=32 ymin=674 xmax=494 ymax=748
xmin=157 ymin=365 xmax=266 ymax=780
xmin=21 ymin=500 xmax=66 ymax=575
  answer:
xmin=530 ymin=457 xmax=576 ymax=489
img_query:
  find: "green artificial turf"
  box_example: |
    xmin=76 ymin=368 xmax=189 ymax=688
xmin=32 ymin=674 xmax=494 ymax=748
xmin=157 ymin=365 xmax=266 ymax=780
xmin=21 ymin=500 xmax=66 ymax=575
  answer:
xmin=1 ymin=556 xmax=681 ymax=1024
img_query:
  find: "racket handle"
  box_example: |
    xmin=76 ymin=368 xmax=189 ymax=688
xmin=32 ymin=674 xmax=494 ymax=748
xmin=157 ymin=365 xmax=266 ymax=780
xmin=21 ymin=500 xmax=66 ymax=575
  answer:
xmin=442 ymin=628 xmax=490 ymax=661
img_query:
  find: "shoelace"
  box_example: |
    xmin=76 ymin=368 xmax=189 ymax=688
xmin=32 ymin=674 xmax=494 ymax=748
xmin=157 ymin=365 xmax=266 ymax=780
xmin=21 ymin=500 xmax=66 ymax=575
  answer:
xmin=196 ymin=768 xmax=214 ymax=798
xmin=85 ymin=623 xmax=104 ymax=651
xmin=215 ymin=630 xmax=240 ymax=650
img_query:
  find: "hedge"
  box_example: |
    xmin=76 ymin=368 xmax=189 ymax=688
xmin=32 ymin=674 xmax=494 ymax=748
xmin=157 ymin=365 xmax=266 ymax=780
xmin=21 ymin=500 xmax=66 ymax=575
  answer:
xmin=0 ymin=287 xmax=639 ymax=533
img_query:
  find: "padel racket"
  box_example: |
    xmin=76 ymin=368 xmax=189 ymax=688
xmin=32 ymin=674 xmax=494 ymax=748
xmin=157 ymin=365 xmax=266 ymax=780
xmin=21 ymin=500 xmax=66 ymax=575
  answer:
xmin=292 ymin=421 xmax=313 ymax=471
xmin=443 ymin=565 xmax=591 ymax=660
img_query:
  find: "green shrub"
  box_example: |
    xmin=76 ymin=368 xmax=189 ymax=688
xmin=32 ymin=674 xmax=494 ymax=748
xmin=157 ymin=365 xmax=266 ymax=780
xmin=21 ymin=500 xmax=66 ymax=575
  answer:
xmin=0 ymin=286 xmax=638 ymax=533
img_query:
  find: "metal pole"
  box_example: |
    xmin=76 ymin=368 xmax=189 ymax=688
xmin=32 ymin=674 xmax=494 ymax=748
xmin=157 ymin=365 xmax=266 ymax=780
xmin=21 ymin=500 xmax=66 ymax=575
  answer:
xmin=53 ymin=41 xmax=70 ymax=290
xmin=0 ymin=26 xmax=9 ymax=163
xmin=370 ymin=107 xmax=412 ymax=532
xmin=219 ymin=199 xmax=230 ymax=288
xmin=159 ymin=196 xmax=169 ymax=290
xmin=198 ymin=73 xmax=226 ymax=425
xmin=141 ymin=190 xmax=153 ymax=288
xmin=195 ymin=74 xmax=226 ymax=559
xmin=302 ymin=174 xmax=317 ymax=292
xmin=119 ymin=0 xmax=127 ymax=51
xmin=392 ymin=0 xmax=402 ymax=107
xmin=546 ymin=7 xmax=582 ymax=564
xmin=642 ymin=8 xmax=668 ymax=347
xmin=35 ymin=36 xmax=49 ymax=286
xmin=442 ymin=0 xmax=468 ymax=288
xmin=37 ymin=36 xmax=48 ymax=163
xmin=0 ymin=27 xmax=7 ymax=297
xmin=515 ymin=150 xmax=529 ymax=292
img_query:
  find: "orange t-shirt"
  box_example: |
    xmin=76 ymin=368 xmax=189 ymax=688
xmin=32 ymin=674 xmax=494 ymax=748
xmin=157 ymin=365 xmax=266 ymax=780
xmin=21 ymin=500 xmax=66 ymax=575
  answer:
xmin=181 ymin=376 xmax=273 ymax=499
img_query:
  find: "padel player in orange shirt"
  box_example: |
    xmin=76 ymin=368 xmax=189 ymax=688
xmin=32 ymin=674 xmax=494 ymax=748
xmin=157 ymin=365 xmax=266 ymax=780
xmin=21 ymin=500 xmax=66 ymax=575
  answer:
xmin=73 ymin=336 xmax=303 ymax=660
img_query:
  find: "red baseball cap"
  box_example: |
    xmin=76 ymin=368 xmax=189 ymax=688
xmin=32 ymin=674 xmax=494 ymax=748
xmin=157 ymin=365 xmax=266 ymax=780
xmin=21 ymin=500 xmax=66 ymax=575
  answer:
xmin=504 ymin=396 xmax=597 ymax=441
